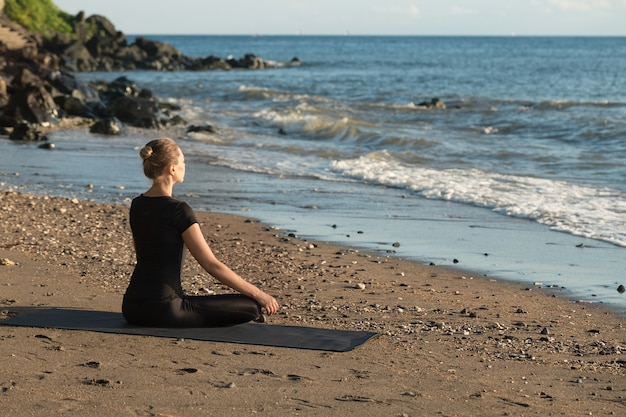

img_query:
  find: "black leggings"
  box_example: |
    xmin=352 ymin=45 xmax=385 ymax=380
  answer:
xmin=122 ymin=294 xmax=262 ymax=327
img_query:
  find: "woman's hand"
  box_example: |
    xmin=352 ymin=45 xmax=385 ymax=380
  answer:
xmin=255 ymin=292 xmax=279 ymax=315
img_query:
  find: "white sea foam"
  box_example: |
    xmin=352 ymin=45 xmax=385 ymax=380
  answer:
xmin=254 ymin=107 xmax=372 ymax=141
xmin=331 ymin=151 xmax=626 ymax=247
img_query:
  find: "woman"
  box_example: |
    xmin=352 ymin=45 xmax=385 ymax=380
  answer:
xmin=122 ymin=138 xmax=279 ymax=327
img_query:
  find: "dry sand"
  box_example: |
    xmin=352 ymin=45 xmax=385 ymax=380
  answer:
xmin=1 ymin=190 xmax=625 ymax=416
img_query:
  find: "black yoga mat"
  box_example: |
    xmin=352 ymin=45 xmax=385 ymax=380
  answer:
xmin=1 ymin=308 xmax=377 ymax=352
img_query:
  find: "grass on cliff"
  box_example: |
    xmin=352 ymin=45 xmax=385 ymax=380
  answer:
xmin=4 ymin=0 xmax=74 ymax=36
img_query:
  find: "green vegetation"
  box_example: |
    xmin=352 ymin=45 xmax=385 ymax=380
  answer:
xmin=4 ymin=0 xmax=74 ymax=36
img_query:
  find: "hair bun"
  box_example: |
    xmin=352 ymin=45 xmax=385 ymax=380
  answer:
xmin=139 ymin=146 xmax=153 ymax=161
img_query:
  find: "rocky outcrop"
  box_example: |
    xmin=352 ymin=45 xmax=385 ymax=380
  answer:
xmin=0 ymin=10 xmax=297 ymax=141
xmin=0 ymin=38 xmax=186 ymax=139
xmin=44 ymin=13 xmax=283 ymax=72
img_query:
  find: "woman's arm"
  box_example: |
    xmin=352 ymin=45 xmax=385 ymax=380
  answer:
xmin=182 ymin=223 xmax=279 ymax=315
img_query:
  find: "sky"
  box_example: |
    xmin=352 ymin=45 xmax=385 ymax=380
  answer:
xmin=51 ymin=0 xmax=626 ymax=36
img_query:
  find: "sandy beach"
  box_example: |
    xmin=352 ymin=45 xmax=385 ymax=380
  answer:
xmin=1 ymin=190 xmax=625 ymax=416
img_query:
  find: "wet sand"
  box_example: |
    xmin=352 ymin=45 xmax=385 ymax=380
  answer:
xmin=1 ymin=191 xmax=625 ymax=416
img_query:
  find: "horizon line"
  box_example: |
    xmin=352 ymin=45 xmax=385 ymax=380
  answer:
xmin=128 ymin=33 xmax=626 ymax=38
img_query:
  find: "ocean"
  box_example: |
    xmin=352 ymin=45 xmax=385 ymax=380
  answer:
xmin=2 ymin=36 xmax=626 ymax=311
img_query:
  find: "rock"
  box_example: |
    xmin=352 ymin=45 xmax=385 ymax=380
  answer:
xmin=101 ymin=76 xmax=139 ymax=100
xmin=9 ymin=122 xmax=48 ymax=141
xmin=161 ymin=114 xmax=187 ymax=127
xmin=55 ymin=95 xmax=96 ymax=118
xmin=617 ymin=284 xmax=625 ymax=294
xmin=0 ymin=258 xmax=16 ymax=266
xmin=186 ymin=124 xmax=216 ymax=134
xmin=4 ymin=67 xmax=58 ymax=123
xmin=5 ymin=84 xmax=58 ymax=124
xmin=84 ymin=15 xmax=127 ymax=58
xmin=89 ymin=117 xmax=125 ymax=135
xmin=111 ymin=96 xmax=159 ymax=128
xmin=57 ymin=40 xmax=93 ymax=71
xmin=228 ymin=53 xmax=266 ymax=69
xmin=418 ymin=98 xmax=446 ymax=109
xmin=48 ymin=70 xmax=99 ymax=101
xmin=134 ymin=36 xmax=181 ymax=59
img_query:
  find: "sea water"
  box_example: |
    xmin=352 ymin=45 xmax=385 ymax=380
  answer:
xmin=2 ymin=36 xmax=625 ymax=310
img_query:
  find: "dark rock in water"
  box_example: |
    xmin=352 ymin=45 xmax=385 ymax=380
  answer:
xmin=134 ymin=36 xmax=181 ymax=60
xmin=111 ymin=96 xmax=159 ymax=128
xmin=103 ymin=76 xmax=140 ymax=101
xmin=161 ymin=115 xmax=186 ymax=127
xmin=418 ymin=98 xmax=446 ymax=109
xmin=55 ymin=95 xmax=96 ymax=118
xmin=186 ymin=124 xmax=216 ymax=134
xmin=158 ymin=102 xmax=182 ymax=113
xmin=9 ymin=122 xmax=48 ymax=141
xmin=38 ymin=142 xmax=55 ymax=149
xmin=48 ymin=70 xmax=99 ymax=101
xmin=617 ymin=284 xmax=626 ymax=294
xmin=89 ymin=117 xmax=125 ymax=135
xmin=228 ymin=54 xmax=266 ymax=69
xmin=193 ymin=55 xmax=231 ymax=70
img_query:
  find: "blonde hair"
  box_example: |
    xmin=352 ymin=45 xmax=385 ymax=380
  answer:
xmin=140 ymin=138 xmax=180 ymax=179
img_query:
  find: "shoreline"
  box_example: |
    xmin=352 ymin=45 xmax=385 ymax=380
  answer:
xmin=3 ymin=130 xmax=625 ymax=313
xmin=1 ymin=190 xmax=625 ymax=416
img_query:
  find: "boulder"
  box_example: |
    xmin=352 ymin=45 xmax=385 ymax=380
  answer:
xmin=134 ymin=36 xmax=181 ymax=59
xmin=186 ymin=124 xmax=215 ymax=134
xmin=161 ymin=114 xmax=186 ymax=127
xmin=5 ymin=85 xmax=58 ymax=124
xmin=227 ymin=54 xmax=266 ymax=69
xmin=85 ymin=15 xmax=119 ymax=40
xmin=114 ymin=44 xmax=147 ymax=65
xmin=89 ymin=117 xmax=125 ymax=135
xmin=9 ymin=122 xmax=48 ymax=141
xmin=9 ymin=66 xmax=45 ymax=89
xmin=111 ymin=95 xmax=159 ymax=128
xmin=54 ymin=95 xmax=95 ymax=118
xmin=47 ymin=70 xmax=99 ymax=102
xmin=59 ymin=40 xmax=94 ymax=70
xmin=418 ymin=98 xmax=446 ymax=109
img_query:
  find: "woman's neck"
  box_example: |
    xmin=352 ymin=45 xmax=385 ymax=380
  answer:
xmin=144 ymin=180 xmax=174 ymax=197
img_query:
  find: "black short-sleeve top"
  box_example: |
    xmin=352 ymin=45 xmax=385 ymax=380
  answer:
xmin=125 ymin=195 xmax=198 ymax=301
